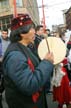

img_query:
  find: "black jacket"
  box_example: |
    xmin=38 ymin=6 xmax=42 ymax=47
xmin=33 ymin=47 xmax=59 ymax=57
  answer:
xmin=3 ymin=43 xmax=53 ymax=108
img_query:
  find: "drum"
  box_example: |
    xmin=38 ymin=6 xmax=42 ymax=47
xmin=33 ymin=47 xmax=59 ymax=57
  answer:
xmin=38 ymin=37 xmax=66 ymax=65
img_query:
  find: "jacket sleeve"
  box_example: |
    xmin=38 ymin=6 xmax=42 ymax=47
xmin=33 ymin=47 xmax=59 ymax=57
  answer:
xmin=4 ymin=51 xmax=54 ymax=95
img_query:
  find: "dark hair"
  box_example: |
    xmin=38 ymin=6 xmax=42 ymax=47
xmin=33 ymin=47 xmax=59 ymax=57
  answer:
xmin=45 ymin=29 xmax=50 ymax=32
xmin=10 ymin=23 xmax=35 ymax=43
xmin=2 ymin=28 xmax=8 ymax=33
xmin=35 ymin=25 xmax=43 ymax=32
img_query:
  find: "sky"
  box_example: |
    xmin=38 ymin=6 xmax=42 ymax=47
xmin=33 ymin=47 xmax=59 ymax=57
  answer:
xmin=37 ymin=0 xmax=71 ymax=30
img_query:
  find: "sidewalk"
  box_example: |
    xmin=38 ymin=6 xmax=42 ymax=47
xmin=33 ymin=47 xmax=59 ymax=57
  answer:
xmin=46 ymin=93 xmax=58 ymax=108
xmin=2 ymin=91 xmax=8 ymax=108
xmin=3 ymin=92 xmax=57 ymax=108
xmin=2 ymin=91 xmax=58 ymax=108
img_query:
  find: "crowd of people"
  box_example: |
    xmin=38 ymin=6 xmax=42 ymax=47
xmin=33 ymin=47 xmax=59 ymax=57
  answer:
xmin=0 ymin=13 xmax=71 ymax=108
xmin=50 ymin=29 xmax=71 ymax=108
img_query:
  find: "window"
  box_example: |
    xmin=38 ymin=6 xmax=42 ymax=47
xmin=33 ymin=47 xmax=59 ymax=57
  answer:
xmin=1 ymin=0 xmax=9 ymax=8
xmin=0 ymin=2 xmax=1 ymax=7
xmin=16 ymin=0 xmax=23 ymax=7
xmin=0 ymin=15 xmax=13 ymax=30
xmin=6 ymin=18 xmax=10 ymax=24
xmin=2 ymin=19 xmax=5 ymax=24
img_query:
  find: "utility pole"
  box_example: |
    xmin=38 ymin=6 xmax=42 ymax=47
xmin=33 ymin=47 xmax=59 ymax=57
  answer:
xmin=13 ymin=0 xmax=17 ymax=17
xmin=42 ymin=0 xmax=46 ymax=31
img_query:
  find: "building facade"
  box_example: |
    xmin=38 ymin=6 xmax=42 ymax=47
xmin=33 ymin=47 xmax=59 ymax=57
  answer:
xmin=0 ymin=0 xmax=40 ymax=30
xmin=65 ymin=7 xmax=71 ymax=30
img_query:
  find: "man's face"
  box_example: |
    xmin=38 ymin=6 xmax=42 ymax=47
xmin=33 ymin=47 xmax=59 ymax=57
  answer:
xmin=21 ymin=27 xmax=35 ymax=44
xmin=37 ymin=27 xmax=44 ymax=36
xmin=47 ymin=30 xmax=50 ymax=35
xmin=2 ymin=31 xmax=8 ymax=39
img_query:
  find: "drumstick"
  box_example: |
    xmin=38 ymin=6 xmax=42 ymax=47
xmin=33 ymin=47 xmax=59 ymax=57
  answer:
xmin=44 ymin=37 xmax=50 ymax=53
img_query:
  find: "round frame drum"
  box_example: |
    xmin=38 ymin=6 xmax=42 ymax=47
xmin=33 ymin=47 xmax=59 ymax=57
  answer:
xmin=38 ymin=37 xmax=66 ymax=65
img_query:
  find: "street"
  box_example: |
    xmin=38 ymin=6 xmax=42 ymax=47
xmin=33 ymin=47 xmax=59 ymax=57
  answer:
xmin=46 ymin=94 xmax=58 ymax=108
xmin=3 ymin=93 xmax=67 ymax=108
xmin=2 ymin=91 xmax=58 ymax=108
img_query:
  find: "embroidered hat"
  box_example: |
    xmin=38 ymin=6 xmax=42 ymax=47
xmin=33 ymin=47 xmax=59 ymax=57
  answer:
xmin=11 ymin=14 xmax=33 ymax=30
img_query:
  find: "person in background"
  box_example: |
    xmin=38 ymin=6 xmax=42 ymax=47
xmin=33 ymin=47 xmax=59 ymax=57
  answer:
xmin=67 ymin=35 xmax=71 ymax=50
xmin=60 ymin=32 xmax=66 ymax=43
xmin=0 ymin=61 xmax=4 ymax=108
xmin=66 ymin=35 xmax=71 ymax=86
xmin=35 ymin=25 xmax=44 ymax=37
xmin=1 ymin=28 xmax=10 ymax=57
xmin=34 ymin=25 xmax=44 ymax=48
xmin=0 ymin=28 xmax=10 ymax=108
xmin=66 ymin=34 xmax=71 ymax=108
xmin=28 ymin=25 xmax=44 ymax=57
xmin=45 ymin=29 xmax=51 ymax=37
xmin=67 ymin=49 xmax=71 ymax=84
xmin=52 ymin=58 xmax=71 ymax=108
xmin=50 ymin=30 xmax=71 ymax=108
xmin=0 ymin=30 xmax=1 ymax=36
xmin=3 ymin=14 xmax=54 ymax=108
xmin=64 ymin=29 xmax=71 ymax=45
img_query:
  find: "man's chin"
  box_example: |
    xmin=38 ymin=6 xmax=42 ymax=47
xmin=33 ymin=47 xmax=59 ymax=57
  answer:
xmin=31 ymin=40 xmax=34 ymax=44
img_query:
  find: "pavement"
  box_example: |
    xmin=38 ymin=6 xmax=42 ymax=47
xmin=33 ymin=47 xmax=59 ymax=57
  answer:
xmin=2 ymin=91 xmax=58 ymax=108
xmin=2 ymin=91 xmax=8 ymax=108
xmin=2 ymin=93 xmax=58 ymax=108
xmin=46 ymin=93 xmax=58 ymax=108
